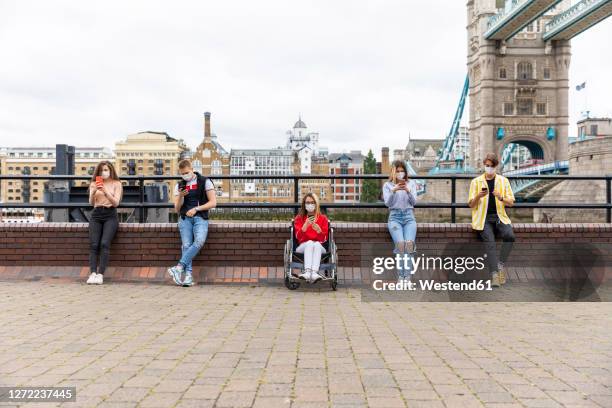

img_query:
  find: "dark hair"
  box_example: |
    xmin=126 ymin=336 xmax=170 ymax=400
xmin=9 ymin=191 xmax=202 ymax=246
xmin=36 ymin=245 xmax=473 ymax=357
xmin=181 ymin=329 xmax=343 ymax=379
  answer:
xmin=91 ymin=161 xmax=120 ymax=182
xmin=483 ymin=153 xmax=499 ymax=167
xmin=178 ymin=159 xmax=192 ymax=170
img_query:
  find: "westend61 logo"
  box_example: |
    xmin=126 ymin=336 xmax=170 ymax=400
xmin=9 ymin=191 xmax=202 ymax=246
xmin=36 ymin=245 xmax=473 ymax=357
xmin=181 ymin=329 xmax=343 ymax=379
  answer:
xmin=371 ymin=253 xmax=491 ymax=291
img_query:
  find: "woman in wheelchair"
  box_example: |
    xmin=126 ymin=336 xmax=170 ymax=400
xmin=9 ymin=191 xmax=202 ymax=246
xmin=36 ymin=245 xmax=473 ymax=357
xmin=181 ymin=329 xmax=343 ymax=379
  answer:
xmin=294 ymin=193 xmax=329 ymax=283
xmin=383 ymin=160 xmax=418 ymax=283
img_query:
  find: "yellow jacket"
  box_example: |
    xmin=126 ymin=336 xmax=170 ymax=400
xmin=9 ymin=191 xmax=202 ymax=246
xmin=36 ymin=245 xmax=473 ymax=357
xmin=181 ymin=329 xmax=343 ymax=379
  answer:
xmin=468 ymin=173 xmax=515 ymax=230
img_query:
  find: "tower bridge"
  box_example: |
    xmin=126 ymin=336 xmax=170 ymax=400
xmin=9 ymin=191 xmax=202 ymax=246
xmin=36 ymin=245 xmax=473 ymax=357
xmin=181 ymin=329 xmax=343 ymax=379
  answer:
xmin=418 ymin=0 xmax=611 ymax=201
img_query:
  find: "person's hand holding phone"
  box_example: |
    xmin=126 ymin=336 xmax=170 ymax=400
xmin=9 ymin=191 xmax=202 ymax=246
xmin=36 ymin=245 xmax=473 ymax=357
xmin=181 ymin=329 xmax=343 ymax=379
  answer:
xmin=95 ymin=176 xmax=107 ymax=194
xmin=478 ymin=186 xmax=488 ymax=198
xmin=179 ymin=187 xmax=189 ymax=197
xmin=308 ymin=215 xmax=318 ymax=230
xmin=394 ymin=180 xmax=406 ymax=192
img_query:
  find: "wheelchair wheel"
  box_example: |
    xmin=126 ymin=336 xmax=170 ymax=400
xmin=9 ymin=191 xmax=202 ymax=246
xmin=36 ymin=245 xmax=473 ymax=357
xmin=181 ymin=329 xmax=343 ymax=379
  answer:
xmin=285 ymin=276 xmax=300 ymax=290
xmin=330 ymin=274 xmax=338 ymax=291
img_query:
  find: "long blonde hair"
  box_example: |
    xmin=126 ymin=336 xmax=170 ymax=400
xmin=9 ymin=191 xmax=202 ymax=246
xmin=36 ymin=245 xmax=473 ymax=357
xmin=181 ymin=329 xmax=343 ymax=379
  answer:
xmin=389 ymin=160 xmax=409 ymax=184
xmin=298 ymin=192 xmax=321 ymax=219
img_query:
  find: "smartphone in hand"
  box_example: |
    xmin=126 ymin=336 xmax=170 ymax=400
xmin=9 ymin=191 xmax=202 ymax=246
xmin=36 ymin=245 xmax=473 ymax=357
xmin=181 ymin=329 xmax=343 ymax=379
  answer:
xmin=95 ymin=176 xmax=103 ymax=188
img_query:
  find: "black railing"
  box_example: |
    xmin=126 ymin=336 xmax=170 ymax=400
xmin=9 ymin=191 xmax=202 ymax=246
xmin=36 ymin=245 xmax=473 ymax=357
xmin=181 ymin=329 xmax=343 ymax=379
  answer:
xmin=1 ymin=174 xmax=611 ymax=223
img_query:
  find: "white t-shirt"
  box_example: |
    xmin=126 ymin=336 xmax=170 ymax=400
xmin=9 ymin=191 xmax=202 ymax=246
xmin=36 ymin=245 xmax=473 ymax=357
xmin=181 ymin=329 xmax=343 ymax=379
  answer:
xmin=173 ymin=176 xmax=214 ymax=197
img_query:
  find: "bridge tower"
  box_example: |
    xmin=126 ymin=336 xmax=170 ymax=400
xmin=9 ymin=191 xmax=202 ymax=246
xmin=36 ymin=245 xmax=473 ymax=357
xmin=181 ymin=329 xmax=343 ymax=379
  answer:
xmin=467 ymin=0 xmax=571 ymax=170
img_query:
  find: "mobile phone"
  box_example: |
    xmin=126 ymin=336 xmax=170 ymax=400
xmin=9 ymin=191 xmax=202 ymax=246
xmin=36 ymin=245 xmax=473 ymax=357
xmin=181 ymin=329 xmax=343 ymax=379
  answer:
xmin=179 ymin=180 xmax=187 ymax=191
xmin=481 ymin=186 xmax=488 ymax=191
xmin=308 ymin=215 xmax=315 ymax=223
xmin=95 ymin=176 xmax=103 ymax=185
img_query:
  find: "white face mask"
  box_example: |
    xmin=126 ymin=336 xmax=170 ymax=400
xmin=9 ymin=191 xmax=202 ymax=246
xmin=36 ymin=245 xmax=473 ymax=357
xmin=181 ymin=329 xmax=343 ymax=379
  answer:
xmin=181 ymin=172 xmax=193 ymax=181
xmin=396 ymin=172 xmax=405 ymax=181
xmin=484 ymin=166 xmax=496 ymax=175
xmin=101 ymin=170 xmax=110 ymax=179
xmin=305 ymin=203 xmax=316 ymax=213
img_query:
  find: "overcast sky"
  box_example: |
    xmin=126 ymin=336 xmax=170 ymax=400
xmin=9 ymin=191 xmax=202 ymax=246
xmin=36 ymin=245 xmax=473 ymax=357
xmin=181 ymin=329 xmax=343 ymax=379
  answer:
xmin=0 ymin=0 xmax=610 ymax=160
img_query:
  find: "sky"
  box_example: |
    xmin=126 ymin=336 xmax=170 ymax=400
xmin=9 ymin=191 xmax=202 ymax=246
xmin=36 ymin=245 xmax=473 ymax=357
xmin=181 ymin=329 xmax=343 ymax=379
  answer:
xmin=0 ymin=0 xmax=610 ymax=160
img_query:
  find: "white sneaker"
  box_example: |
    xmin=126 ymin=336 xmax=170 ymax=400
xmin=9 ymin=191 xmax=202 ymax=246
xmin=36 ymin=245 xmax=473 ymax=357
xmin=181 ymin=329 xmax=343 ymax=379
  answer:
xmin=310 ymin=271 xmax=322 ymax=283
xmin=298 ymin=270 xmax=309 ymax=280
xmin=95 ymin=273 xmax=104 ymax=285
xmin=86 ymin=272 xmax=97 ymax=284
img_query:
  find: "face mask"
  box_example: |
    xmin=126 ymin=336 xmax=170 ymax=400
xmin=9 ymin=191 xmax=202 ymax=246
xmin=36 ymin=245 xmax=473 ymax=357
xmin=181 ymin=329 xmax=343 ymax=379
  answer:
xmin=396 ymin=172 xmax=405 ymax=181
xmin=484 ymin=166 xmax=495 ymax=175
xmin=181 ymin=173 xmax=193 ymax=181
xmin=305 ymin=203 xmax=316 ymax=213
xmin=101 ymin=170 xmax=110 ymax=179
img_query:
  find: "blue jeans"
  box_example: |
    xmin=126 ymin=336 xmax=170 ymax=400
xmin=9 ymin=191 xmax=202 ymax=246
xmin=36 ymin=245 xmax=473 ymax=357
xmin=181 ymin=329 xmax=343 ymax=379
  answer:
xmin=387 ymin=208 xmax=417 ymax=279
xmin=178 ymin=216 xmax=209 ymax=274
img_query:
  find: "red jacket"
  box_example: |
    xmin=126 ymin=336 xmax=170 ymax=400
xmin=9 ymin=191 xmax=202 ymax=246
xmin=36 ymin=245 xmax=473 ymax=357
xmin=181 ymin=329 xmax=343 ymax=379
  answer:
xmin=294 ymin=214 xmax=329 ymax=244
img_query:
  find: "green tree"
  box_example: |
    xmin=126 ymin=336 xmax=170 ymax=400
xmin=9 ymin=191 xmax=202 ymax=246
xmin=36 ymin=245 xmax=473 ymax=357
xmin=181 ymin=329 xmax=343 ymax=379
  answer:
xmin=361 ymin=149 xmax=380 ymax=203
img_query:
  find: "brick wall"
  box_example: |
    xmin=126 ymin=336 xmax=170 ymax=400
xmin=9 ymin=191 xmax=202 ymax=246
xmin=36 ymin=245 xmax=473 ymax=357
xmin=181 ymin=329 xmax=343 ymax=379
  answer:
xmin=0 ymin=222 xmax=610 ymax=283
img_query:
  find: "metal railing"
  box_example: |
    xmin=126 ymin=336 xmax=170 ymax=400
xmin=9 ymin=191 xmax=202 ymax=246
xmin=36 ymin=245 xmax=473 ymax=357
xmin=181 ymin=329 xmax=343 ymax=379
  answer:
xmin=0 ymin=174 xmax=611 ymax=223
xmin=544 ymin=0 xmax=607 ymax=37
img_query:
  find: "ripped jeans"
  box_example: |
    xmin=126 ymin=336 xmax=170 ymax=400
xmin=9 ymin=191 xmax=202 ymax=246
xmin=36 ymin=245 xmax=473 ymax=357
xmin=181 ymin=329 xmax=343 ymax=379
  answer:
xmin=387 ymin=208 xmax=417 ymax=279
xmin=178 ymin=216 xmax=209 ymax=275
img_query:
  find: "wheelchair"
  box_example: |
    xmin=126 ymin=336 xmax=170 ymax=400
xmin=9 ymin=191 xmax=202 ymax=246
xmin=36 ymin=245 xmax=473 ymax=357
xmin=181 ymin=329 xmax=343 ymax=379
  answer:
xmin=283 ymin=219 xmax=338 ymax=291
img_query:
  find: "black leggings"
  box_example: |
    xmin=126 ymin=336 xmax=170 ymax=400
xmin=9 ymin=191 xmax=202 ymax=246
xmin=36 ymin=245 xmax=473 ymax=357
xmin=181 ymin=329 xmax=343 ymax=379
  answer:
xmin=89 ymin=207 xmax=118 ymax=274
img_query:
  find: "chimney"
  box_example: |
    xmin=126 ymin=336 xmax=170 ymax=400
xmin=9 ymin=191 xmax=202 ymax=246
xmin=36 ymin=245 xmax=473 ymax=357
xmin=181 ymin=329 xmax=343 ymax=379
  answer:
xmin=204 ymin=112 xmax=211 ymax=140
xmin=381 ymin=147 xmax=390 ymax=174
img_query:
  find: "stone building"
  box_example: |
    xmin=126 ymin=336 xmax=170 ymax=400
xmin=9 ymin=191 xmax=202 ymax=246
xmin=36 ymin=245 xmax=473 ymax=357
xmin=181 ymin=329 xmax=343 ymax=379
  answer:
xmin=114 ymin=131 xmax=187 ymax=200
xmin=577 ymin=117 xmax=612 ymax=139
xmin=229 ymin=148 xmax=294 ymax=202
xmin=227 ymin=117 xmax=332 ymax=203
xmin=392 ymin=138 xmax=443 ymax=175
xmin=535 ymin=135 xmax=612 ymax=223
xmin=0 ymin=146 xmax=112 ymax=204
xmin=467 ymin=0 xmax=571 ymax=168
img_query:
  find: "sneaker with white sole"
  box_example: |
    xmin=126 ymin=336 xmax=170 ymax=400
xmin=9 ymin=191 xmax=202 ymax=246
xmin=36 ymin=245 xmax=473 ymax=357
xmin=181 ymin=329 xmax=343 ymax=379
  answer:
xmin=167 ymin=265 xmax=184 ymax=285
xmin=310 ymin=271 xmax=322 ymax=283
xmin=182 ymin=274 xmax=194 ymax=287
xmin=86 ymin=272 xmax=97 ymax=284
xmin=95 ymin=273 xmax=104 ymax=285
xmin=298 ymin=269 xmax=309 ymax=280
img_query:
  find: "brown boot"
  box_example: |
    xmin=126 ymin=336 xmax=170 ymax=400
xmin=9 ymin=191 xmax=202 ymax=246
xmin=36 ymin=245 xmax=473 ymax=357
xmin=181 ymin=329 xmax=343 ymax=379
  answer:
xmin=498 ymin=269 xmax=507 ymax=285
xmin=491 ymin=272 xmax=500 ymax=288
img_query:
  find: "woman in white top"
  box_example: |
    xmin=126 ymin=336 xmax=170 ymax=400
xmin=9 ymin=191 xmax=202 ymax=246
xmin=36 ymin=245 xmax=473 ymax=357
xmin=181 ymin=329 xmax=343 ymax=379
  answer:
xmin=382 ymin=160 xmax=418 ymax=283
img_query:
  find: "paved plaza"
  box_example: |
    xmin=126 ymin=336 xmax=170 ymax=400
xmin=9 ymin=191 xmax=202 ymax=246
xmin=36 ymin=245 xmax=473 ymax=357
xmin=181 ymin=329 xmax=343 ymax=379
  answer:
xmin=0 ymin=282 xmax=611 ymax=408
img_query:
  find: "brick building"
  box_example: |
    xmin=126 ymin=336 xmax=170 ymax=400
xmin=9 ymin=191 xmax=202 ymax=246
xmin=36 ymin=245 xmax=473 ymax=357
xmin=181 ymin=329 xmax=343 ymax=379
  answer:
xmin=190 ymin=112 xmax=230 ymax=200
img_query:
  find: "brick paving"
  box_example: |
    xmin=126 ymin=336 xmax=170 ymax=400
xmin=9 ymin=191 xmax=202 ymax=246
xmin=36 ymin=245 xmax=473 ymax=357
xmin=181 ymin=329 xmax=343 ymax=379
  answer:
xmin=0 ymin=282 xmax=610 ymax=407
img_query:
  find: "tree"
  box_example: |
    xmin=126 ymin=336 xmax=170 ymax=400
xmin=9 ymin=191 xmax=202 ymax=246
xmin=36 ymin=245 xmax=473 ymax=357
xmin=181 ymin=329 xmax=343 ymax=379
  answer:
xmin=361 ymin=149 xmax=380 ymax=203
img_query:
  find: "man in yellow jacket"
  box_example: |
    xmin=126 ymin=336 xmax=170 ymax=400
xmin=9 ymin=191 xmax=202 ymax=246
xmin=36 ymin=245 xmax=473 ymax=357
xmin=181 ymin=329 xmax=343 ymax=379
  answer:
xmin=468 ymin=152 xmax=516 ymax=287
